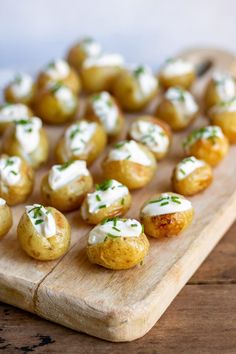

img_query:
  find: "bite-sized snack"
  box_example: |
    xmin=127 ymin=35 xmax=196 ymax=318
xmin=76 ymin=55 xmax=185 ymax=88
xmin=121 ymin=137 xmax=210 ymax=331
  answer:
xmin=172 ymin=156 xmax=213 ymax=196
xmin=17 ymin=204 xmax=71 ymax=261
xmin=204 ymin=72 xmax=236 ymax=112
xmin=81 ymin=179 xmax=131 ymax=224
xmin=183 ymin=125 xmax=229 ymax=167
xmin=4 ymin=73 xmax=35 ymax=105
xmin=33 ymin=83 xmax=78 ymax=125
xmin=2 ymin=117 xmax=49 ymax=169
xmin=41 ymin=160 xmax=93 ymax=212
xmin=0 ymin=198 xmax=13 ymax=239
xmin=155 ymin=87 xmax=198 ymax=130
xmin=0 ymin=155 xmax=34 ymax=205
xmin=102 ymin=140 xmax=157 ymax=189
xmin=67 ymin=37 xmax=102 ymax=71
xmin=129 ymin=116 xmax=171 ymax=160
xmin=84 ymin=91 xmax=124 ymax=138
xmin=208 ymin=97 xmax=236 ymax=143
xmin=159 ymin=58 xmax=196 ymax=90
xmin=112 ymin=65 xmax=158 ymax=112
xmin=80 ymin=53 xmax=124 ymax=93
xmin=36 ymin=59 xmax=81 ymax=94
xmin=86 ymin=217 xmax=149 ymax=270
xmin=140 ymin=192 xmax=194 ymax=238
xmin=55 ymin=119 xmax=107 ymax=165
xmin=0 ymin=103 xmax=33 ymax=134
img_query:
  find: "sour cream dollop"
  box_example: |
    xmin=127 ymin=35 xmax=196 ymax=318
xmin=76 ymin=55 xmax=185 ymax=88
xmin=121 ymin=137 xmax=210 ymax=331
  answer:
xmin=8 ymin=73 xmax=34 ymax=99
xmin=44 ymin=59 xmax=70 ymax=80
xmin=0 ymin=156 xmax=22 ymax=186
xmin=26 ymin=204 xmax=56 ymax=238
xmin=175 ymin=156 xmax=206 ymax=181
xmin=83 ymin=53 xmax=124 ymax=68
xmin=0 ymin=198 xmax=6 ymax=206
xmin=212 ymin=72 xmax=236 ymax=101
xmin=165 ymin=87 xmax=198 ymax=116
xmin=131 ymin=65 xmax=158 ymax=96
xmin=15 ymin=117 xmax=42 ymax=154
xmin=183 ymin=125 xmax=224 ymax=152
xmin=79 ymin=37 xmax=102 ymax=57
xmin=210 ymin=97 xmax=236 ymax=114
xmin=52 ymin=84 xmax=77 ymax=113
xmin=160 ymin=58 xmax=195 ymax=77
xmin=0 ymin=103 xmax=31 ymax=123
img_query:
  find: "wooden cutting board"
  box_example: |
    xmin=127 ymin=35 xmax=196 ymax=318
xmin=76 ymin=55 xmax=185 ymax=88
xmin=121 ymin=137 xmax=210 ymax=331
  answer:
xmin=0 ymin=48 xmax=236 ymax=342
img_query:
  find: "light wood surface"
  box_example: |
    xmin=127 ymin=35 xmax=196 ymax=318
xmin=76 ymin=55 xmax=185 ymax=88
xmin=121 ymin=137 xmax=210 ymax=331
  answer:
xmin=0 ymin=48 xmax=236 ymax=342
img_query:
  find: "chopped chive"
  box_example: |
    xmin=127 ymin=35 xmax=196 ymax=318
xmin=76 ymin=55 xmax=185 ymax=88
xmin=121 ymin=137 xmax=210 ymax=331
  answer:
xmin=35 ymin=219 xmax=44 ymax=225
xmin=160 ymin=201 xmax=169 ymax=206
xmin=131 ymin=223 xmax=138 ymax=227
xmin=96 ymin=194 xmax=101 ymax=202
xmin=121 ymin=198 xmax=125 ymax=205
xmin=112 ymin=226 xmax=121 ymax=232
xmin=98 ymin=204 xmax=106 ymax=209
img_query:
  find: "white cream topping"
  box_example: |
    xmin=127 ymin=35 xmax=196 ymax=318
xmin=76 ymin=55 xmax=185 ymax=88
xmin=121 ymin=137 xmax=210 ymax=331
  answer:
xmin=183 ymin=125 xmax=224 ymax=151
xmin=15 ymin=117 xmax=42 ymax=154
xmin=26 ymin=204 xmax=56 ymax=238
xmin=210 ymin=97 xmax=236 ymax=114
xmin=0 ymin=104 xmax=30 ymax=123
xmin=107 ymin=140 xmax=153 ymax=166
xmin=132 ymin=66 xmax=158 ymax=96
xmin=160 ymin=58 xmax=194 ymax=77
xmin=83 ymin=53 xmax=124 ymax=68
xmin=80 ymin=37 xmax=102 ymax=57
xmin=91 ymin=92 xmax=119 ymax=133
xmin=0 ymin=198 xmax=6 ymax=206
xmin=65 ymin=120 xmax=97 ymax=156
xmin=53 ymin=85 xmax=77 ymax=113
xmin=44 ymin=59 xmax=70 ymax=80
xmin=212 ymin=72 xmax=236 ymax=101
xmin=88 ymin=218 xmax=142 ymax=245
xmin=141 ymin=193 xmax=192 ymax=216
xmin=175 ymin=156 xmax=205 ymax=181
xmin=8 ymin=73 xmax=33 ymax=98
xmin=130 ymin=119 xmax=169 ymax=154
xmin=48 ymin=160 xmax=89 ymax=190
xmin=87 ymin=179 xmax=129 ymax=214
xmin=165 ymin=87 xmax=198 ymax=115
xmin=0 ymin=156 xmax=22 ymax=186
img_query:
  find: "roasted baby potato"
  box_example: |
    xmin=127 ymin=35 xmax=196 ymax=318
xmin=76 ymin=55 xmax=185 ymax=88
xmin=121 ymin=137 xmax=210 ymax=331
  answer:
xmin=0 ymin=155 xmax=34 ymax=205
xmin=172 ymin=156 xmax=213 ymax=196
xmin=102 ymin=140 xmax=157 ymax=189
xmin=129 ymin=115 xmax=172 ymax=160
xmin=80 ymin=53 xmax=124 ymax=93
xmin=55 ymin=119 xmax=107 ymax=165
xmin=84 ymin=91 xmax=124 ymax=139
xmin=86 ymin=217 xmax=149 ymax=270
xmin=17 ymin=204 xmax=71 ymax=261
xmin=41 ymin=160 xmax=93 ymax=212
xmin=0 ymin=198 xmax=13 ymax=239
xmin=0 ymin=103 xmax=33 ymax=134
xmin=2 ymin=117 xmax=49 ymax=169
xmin=158 ymin=58 xmax=196 ymax=90
xmin=155 ymin=87 xmax=198 ymax=130
xmin=81 ymin=179 xmax=131 ymax=224
xmin=4 ymin=73 xmax=35 ymax=106
xmin=183 ymin=125 xmax=229 ymax=167
xmin=33 ymin=83 xmax=78 ymax=125
xmin=112 ymin=65 xmax=158 ymax=112
xmin=140 ymin=192 xmax=194 ymax=238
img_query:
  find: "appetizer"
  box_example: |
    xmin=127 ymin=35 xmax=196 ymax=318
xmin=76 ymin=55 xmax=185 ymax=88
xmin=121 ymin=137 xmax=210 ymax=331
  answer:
xmin=102 ymin=140 xmax=157 ymax=189
xmin=84 ymin=91 xmax=124 ymax=139
xmin=183 ymin=125 xmax=229 ymax=166
xmin=33 ymin=83 xmax=78 ymax=125
xmin=4 ymin=73 xmax=35 ymax=105
xmin=86 ymin=217 xmax=149 ymax=270
xmin=140 ymin=192 xmax=194 ymax=238
xmin=0 ymin=155 xmax=34 ymax=205
xmin=2 ymin=117 xmax=49 ymax=169
xmin=55 ymin=119 xmax=107 ymax=165
xmin=36 ymin=58 xmax=81 ymax=94
xmin=129 ymin=115 xmax=171 ymax=160
xmin=112 ymin=65 xmax=158 ymax=111
xmin=17 ymin=204 xmax=71 ymax=261
xmin=172 ymin=156 xmax=213 ymax=196
xmin=81 ymin=179 xmax=131 ymax=224
xmin=80 ymin=53 xmax=124 ymax=93
xmin=0 ymin=198 xmax=13 ymax=239
xmin=0 ymin=103 xmax=33 ymax=134
xmin=159 ymin=57 xmax=196 ymax=90
xmin=41 ymin=160 xmax=93 ymax=212
xmin=67 ymin=37 xmax=102 ymax=71
xmin=155 ymin=87 xmax=198 ymax=130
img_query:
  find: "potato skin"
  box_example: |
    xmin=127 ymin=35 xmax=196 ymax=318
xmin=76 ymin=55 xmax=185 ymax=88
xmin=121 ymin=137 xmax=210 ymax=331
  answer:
xmin=203 ymin=79 xmax=222 ymax=112
xmin=209 ymin=111 xmax=236 ymax=144
xmin=87 ymin=233 xmax=149 ymax=270
xmin=0 ymin=106 xmax=33 ymax=135
xmin=4 ymin=84 xmax=36 ymax=106
xmin=0 ymin=203 xmax=13 ymax=239
xmin=41 ymin=173 xmax=93 ymax=212
xmin=81 ymin=66 xmax=122 ymax=93
xmin=159 ymin=71 xmax=196 ymax=90
xmin=17 ymin=207 xmax=71 ymax=261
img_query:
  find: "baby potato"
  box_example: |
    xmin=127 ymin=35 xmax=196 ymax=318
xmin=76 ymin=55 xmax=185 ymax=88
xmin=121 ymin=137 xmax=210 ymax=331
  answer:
xmin=172 ymin=156 xmax=213 ymax=196
xmin=0 ymin=198 xmax=13 ymax=239
xmin=33 ymin=83 xmax=78 ymax=125
xmin=0 ymin=103 xmax=33 ymax=135
xmin=81 ymin=179 xmax=131 ymax=224
xmin=158 ymin=58 xmax=196 ymax=90
xmin=55 ymin=120 xmax=107 ymax=165
xmin=41 ymin=160 xmax=93 ymax=212
xmin=17 ymin=204 xmax=71 ymax=261
xmin=140 ymin=192 xmax=194 ymax=238
xmin=112 ymin=65 xmax=158 ymax=112
xmin=2 ymin=117 xmax=49 ymax=169
xmin=0 ymin=155 xmax=34 ymax=206
xmin=183 ymin=125 xmax=229 ymax=167
xmin=102 ymin=140 xmax=157 ymax=189
xmin=86 ymin=217 xmax=149 ymax=270
xmin=4 ymin=73 xmax=35 ymax=106
xmin=155 ymin=87 xmax=199 ymax=131
xmin=129 ymin=115 xmax=172 ymax=160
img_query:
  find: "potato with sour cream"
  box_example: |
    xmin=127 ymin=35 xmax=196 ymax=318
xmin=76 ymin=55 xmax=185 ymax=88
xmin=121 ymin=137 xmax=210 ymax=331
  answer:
xmin=0 ymin=103 xmax=33 ymax=134
xmin=0 ymin=198 xmax=13 ymax=239
xmin=4 ymin=73 xmax=35 ymax=106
